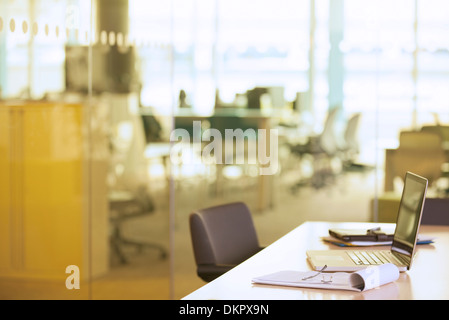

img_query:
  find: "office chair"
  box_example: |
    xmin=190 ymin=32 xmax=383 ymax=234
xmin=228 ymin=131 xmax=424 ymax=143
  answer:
xmin=189 ymin=202 xmax=263 ymax=282
xmin=290 ymin=108 xmax=343 ymax=190
xmin=109 ymin=186 xmax=167 ymax=264
xmin=340 ymin=112 xmax=370 ymax=172
xmin=317 ymin=108 xmax=344 ymax=157
xmin=342 ymin=113 xmax=361 ymax=159
xmin=108 ymin=94 xmax=167 ymax=265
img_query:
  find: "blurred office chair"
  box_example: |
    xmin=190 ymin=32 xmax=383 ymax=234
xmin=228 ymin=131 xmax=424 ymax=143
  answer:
xmin=189 ymin=202 xmax=263 ymax=282
xmin=109 ymin=187 xmax=167 ymax=264
xmin=290 ymin=108 xmax=343 ymax=190
xmin=301 ymin=108 xmax=345 ymax=158
xmin=341 ymin=112 xmax=369 ymax=172
xmin=108 ymin=94 xmax=167 ymax=264
xmin=342 ymin=113 xmax=361 ymax=158
xmin=317 ymin=108 xmax=343 ymax=157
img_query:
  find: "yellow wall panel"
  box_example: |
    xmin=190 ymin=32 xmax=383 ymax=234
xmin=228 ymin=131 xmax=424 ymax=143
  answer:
xmin=0 ymin=102 xmax=107 ymax=281
xmin=0 ymin=106 xmax=11 ymax=271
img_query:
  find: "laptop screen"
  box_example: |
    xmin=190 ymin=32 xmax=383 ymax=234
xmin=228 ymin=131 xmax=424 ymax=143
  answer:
xmin=391 ymin=172 xmax=428 ymax=266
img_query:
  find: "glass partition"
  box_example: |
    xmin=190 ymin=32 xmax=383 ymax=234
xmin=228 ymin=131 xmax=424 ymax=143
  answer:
xmin=1 ymin=0 xmax=448 ymax=300
xmin=0 ymin=0 xmax=96 ymax=299
xmin=90 ymin=0 xmax=173 ymax=299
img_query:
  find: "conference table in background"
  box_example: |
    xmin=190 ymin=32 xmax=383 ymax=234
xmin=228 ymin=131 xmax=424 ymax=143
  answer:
xmin=166 ymin=107 xmax=281 ymax=212
xmin=183 ymin=222 xmax=449 ymax=300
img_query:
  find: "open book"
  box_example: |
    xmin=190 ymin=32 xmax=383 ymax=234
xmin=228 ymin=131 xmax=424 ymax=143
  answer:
xmin=252 ymin=263 xmax=399 ymax=292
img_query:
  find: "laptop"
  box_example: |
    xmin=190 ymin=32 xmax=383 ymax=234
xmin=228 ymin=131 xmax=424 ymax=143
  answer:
xmin=307 ymin=171 xmax=428 ymax=272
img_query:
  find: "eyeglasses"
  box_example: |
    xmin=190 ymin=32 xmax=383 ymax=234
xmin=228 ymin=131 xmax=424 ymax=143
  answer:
xmin=301 ymin=265 xmax=333 ymax=283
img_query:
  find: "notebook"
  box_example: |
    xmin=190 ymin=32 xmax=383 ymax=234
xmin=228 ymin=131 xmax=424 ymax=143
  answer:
xmin=307 ymin=171 xmax=428 ymax=272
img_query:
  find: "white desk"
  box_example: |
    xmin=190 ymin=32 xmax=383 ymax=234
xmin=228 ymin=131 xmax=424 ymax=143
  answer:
xmin=183 ymin=222 xmax=449 ymax=300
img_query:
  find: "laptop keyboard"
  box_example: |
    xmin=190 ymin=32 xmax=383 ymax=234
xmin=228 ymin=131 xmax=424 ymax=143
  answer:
xmin=347 ymin=251 xmax=392 ymax=265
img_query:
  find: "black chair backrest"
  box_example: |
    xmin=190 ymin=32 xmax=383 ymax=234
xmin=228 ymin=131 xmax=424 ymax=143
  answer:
xmin=189 ymin=202 xmax=260 ymax=266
